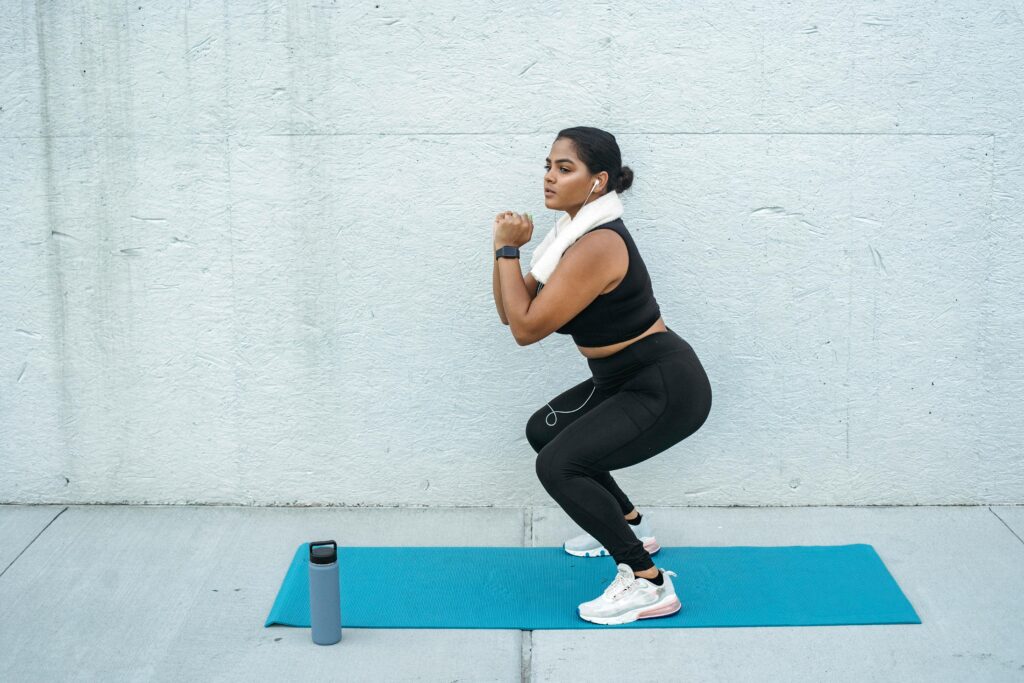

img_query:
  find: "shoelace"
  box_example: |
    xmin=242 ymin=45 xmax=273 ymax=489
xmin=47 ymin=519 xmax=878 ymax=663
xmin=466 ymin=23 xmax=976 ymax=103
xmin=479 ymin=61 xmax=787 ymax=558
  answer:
xmin=604 ymin=569 xmax=677 ymax=601
xmin=603 ymin=571 xmax=637 ymax=600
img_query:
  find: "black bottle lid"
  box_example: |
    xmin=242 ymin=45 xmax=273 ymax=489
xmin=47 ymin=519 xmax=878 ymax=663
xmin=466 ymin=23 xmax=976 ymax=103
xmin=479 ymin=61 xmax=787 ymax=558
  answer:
xmin=309 ymin=540 xmax=337 ymax=565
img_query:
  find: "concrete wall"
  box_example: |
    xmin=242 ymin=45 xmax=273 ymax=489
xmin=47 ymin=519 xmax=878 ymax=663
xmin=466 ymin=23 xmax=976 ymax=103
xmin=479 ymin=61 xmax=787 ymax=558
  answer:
xmin=2 ymin=1 xmax=1022 ymax=506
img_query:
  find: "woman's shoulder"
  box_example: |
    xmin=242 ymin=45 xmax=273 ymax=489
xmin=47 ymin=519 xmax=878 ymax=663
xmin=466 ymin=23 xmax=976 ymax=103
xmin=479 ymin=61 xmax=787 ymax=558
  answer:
xmin=581 ymin=217 xmax=627 ymax=239
xmin=576 ymin=219 xmax=628 ymax=248
xmin=583 ymin=218 xmax=632 ymax=246
xmin=593 ymin=217 xmax=626 ymax=231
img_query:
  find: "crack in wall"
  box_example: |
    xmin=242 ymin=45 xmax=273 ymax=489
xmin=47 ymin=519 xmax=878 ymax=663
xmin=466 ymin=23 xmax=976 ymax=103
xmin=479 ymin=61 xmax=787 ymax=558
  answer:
xmin=0 ymin=507 xmax=68 ymax=579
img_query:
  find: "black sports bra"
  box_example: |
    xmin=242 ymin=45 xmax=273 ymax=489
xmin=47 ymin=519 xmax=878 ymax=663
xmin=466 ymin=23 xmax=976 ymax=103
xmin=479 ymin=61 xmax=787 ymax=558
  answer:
xmin=536 ymin=218 xmax=661 ymax=346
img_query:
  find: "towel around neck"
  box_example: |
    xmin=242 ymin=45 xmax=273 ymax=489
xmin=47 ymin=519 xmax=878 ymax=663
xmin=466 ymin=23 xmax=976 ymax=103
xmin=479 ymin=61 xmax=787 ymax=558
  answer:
xmin=528 ymin=190 xmax=624 ymax=285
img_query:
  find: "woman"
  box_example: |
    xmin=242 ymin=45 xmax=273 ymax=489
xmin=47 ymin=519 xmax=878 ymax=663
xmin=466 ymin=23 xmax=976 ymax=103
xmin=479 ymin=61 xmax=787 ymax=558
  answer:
xmin=492 ymin=126 xmax=713 ymax=625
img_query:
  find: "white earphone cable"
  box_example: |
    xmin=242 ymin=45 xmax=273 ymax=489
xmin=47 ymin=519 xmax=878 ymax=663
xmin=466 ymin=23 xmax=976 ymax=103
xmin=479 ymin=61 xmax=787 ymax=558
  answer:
xmin=544 ymin=383 xmax=598 ymax=427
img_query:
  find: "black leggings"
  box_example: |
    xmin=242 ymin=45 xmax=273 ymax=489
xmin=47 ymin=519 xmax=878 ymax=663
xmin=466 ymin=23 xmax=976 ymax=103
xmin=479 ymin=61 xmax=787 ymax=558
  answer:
xmin=527 ymin=327 xmax=712 ymax=573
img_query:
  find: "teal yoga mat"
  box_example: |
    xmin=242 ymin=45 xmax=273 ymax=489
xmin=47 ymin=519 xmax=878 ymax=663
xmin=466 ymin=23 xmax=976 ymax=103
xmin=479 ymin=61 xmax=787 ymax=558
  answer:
xmin=265 ymin=544 xmax=920 ymax=630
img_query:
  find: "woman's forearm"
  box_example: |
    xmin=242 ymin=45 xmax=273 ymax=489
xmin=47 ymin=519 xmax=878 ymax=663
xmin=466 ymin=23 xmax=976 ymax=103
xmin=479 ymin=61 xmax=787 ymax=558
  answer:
xmin=496 ymin=255 xmax=532 ymax=344
xmin=493 ymin=253 xmax=509 ymax=324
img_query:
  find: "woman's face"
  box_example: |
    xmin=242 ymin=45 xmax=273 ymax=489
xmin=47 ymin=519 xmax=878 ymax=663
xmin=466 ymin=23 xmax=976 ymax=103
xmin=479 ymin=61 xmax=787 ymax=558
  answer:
xmin=543 ymin=138 xmax=609 ymax=219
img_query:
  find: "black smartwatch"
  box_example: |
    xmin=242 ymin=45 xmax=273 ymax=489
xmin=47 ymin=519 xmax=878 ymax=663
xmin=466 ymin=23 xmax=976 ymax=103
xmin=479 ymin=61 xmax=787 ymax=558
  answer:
xmin=495 ymin=245 xmax=520 ymax=260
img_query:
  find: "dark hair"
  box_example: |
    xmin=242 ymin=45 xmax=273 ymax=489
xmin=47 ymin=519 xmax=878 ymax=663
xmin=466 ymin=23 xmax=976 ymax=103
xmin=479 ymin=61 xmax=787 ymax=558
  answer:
xmin=555 ymin=126 xmax=634 ymax=194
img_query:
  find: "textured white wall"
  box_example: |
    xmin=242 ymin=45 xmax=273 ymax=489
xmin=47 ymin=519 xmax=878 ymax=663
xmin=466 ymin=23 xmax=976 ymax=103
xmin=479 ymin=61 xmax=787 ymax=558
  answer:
xmin=1 ymin=1 xmax=1022 ymax=506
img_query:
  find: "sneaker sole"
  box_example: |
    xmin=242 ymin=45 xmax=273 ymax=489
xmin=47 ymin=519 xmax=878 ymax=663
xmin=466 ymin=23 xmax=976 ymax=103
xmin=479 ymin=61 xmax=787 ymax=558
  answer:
xmin=579 ymin=594 xmax=682 ymax=625
xmin=563 ymin=537 xmax=660 ymax=558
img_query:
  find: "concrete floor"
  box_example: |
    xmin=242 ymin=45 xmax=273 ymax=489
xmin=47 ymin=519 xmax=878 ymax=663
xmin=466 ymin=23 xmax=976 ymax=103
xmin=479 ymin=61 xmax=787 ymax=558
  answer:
xmin=1 ymin=504 xmax=1022 ymax=682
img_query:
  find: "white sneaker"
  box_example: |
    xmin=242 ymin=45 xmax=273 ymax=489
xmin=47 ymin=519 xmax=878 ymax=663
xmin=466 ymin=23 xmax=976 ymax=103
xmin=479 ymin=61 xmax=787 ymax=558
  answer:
xmin=578 ymin=563 xmax=682 ymax=625
xmin=563 ymin=512 xmax=660 ymax=558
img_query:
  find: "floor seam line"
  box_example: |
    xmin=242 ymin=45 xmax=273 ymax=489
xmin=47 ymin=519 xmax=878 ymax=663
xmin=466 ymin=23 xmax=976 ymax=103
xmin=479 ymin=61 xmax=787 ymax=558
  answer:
xmin=521 ymin=506 xmax=533 ymax=683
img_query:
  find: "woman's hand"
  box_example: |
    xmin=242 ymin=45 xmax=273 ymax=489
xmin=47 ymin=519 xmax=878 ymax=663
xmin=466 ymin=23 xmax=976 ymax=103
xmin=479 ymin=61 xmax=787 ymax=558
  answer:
xmin=493 ymin=211 xmax=534 ymax=248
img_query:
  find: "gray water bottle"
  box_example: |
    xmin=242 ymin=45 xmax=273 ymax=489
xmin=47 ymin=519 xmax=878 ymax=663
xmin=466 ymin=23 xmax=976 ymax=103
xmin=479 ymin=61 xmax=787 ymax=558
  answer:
xmin=308 ymin=540 xmax=341 ymax=645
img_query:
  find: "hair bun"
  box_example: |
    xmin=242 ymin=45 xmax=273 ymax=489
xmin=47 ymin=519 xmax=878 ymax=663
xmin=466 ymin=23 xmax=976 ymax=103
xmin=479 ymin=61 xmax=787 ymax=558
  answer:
xmin=617 ymin=165 xmax=634 ymax=192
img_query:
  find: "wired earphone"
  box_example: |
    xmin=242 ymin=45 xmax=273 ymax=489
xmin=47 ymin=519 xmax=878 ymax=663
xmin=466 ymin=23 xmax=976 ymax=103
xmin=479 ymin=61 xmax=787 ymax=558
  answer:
xmin=543 ymin=177 xmax=602 ymax=426
xmin=555 ymin=178 xmax=600 ymax=239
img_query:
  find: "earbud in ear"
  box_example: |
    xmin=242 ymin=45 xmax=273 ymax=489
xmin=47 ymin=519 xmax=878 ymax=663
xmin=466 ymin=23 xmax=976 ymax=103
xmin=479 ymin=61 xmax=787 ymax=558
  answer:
xmin=593 ymin=180 xmax=599 ymax=188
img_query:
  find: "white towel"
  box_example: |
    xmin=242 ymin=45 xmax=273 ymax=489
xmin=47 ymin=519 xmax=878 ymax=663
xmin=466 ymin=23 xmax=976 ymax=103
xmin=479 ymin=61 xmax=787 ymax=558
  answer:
xmin=529 ymin=190 xmax=624 ymax=285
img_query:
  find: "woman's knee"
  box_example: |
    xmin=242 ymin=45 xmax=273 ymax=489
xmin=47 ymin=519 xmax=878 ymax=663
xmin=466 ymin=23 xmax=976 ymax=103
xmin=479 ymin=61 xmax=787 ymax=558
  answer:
xmin=535 ymin=445 xmax=591 ymax=488
xmin=525 ymin=408 xmax=552 ymax=453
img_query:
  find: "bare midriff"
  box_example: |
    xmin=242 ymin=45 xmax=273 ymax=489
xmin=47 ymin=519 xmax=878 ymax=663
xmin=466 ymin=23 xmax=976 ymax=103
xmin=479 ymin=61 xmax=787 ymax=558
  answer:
xmin=576 ymin=315 xmax=668 ymax=360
